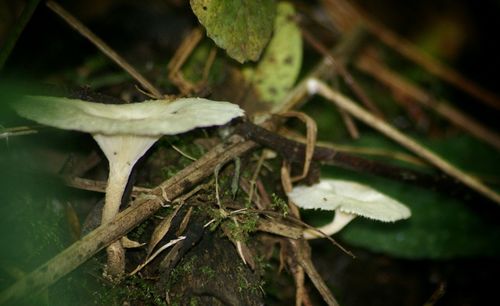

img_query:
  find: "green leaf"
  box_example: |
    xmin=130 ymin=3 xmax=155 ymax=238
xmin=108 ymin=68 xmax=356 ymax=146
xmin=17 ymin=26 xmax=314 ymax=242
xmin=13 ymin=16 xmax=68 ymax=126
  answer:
xmin=190 ymin=0 xmax=276 ymax=63
xmin=243 ymin=2 xmax=302 ymax=106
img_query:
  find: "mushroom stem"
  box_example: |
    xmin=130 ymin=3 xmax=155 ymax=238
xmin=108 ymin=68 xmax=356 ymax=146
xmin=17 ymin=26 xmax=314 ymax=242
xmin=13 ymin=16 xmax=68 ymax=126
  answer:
xmin=101 ymin=159 xmax=134 ymax=278
xmin=304 ymin=210 xmax=356 ymax=239
xmin=101 ymin=162 xmax=133 ymax=224
xmin=94 ymin=134 xmax=159 ymax=278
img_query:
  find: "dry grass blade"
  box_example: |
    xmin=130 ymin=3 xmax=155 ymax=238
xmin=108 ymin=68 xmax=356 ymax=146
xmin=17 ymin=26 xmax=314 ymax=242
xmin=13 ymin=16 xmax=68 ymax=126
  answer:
xmin=146 ymin=204 xmax=183 ymax=257
xmin=129 ymin=236 xmax=186 ymax=276
xmin=281 ymin=162 xmax=300 ymax=217
xmin=279 ymin=111 xmax=317 ymax=182
xmin=176 ymin=206 xmax=193 ymax=236
xmin=367 ymin=19 xmax=500 ymax=110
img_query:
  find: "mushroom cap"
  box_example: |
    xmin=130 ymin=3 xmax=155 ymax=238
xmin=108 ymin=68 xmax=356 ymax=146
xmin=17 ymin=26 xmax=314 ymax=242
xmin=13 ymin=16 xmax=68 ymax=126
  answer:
xmin=287 ymin=179 xmax=411 ymax=222
xmin=13 ymin=96 xmax=244 ymax=136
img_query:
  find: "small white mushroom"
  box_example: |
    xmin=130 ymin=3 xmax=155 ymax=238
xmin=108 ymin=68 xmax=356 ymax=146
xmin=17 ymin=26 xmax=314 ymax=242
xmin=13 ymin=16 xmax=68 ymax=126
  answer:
xmin=13 ymin=95 xmax=244 ymax=277
xmin=287 ymin=179 xmax=411 ymax=239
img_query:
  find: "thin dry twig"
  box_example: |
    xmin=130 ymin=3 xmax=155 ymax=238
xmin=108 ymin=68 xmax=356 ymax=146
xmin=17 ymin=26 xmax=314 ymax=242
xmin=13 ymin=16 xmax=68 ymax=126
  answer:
xmin=322 ymin=0 xmax=500 ymax=110
xmin=301 ymin=27 xmax=384 ymax=118
xmin=167 ymin=27 xmax=208 ymax=95
xmin=271 ymin=26 xmax=368 ymax=115
xmin=292 ymin=239 xmax=340 ymax=306
xmin=46 ymin=1 xmax=163 ymax=99
xmin=357 ymin=53 xmax=500 ymax=151
xmin=63 ymin=176 xmax=151 ymax=196
xmin=281 ymin=162 xmax=340 ymax=306
xmin=280 ymin=127 xmax=427 ymax=167
xmin=246 ymin=151 xmax=267 ymax=206
xmin=280 ymin=163 xmax=309 ymax=306
xmin=366 ymin=19 xmax=500 ymax=111
xmin=308 ymin=78 xmax=500 ymax=205
xmin=0 ymin=126 xmax=38 ymax=139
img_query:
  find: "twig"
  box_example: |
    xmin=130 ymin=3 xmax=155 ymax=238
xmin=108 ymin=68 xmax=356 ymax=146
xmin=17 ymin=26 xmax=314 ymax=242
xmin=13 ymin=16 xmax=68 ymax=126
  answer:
xmin=45 ymin=1 xmax=163 ymax=99
xmin=308 ymin=78 xmax=500 ymax=205
xmin=271 ymin=26 xmax=368 ymax=114
xmin=0 ymin=126 xmax=38 ymax=139
xmin=0 ymin=135 xmax=257 ymax=304
xmin=63 ymin=176 xmax=151 ymax=196
xmin=365 ymin=18 xmax=500 ymax=111
xmin=357 ymin=53 xmax=500 ymax=151
xmin=291 ymin=239 xmax=340 ymax=306
xmin=0 ymin=0 xmax=41 ymax=70
xmin=235 ymin=121 xmax=470 ymax=199
xmin=279 ymin=127 xmax=426 ymax=166
xmin=301 ymin=27 xmax=384 ymax=118
xmin=321 ymin=0 xmax=500 ymax=110
xmin=246 ymin=151 xmax=267 ymax=206
xmin=167 ymin=27 xmax=205 ymax=95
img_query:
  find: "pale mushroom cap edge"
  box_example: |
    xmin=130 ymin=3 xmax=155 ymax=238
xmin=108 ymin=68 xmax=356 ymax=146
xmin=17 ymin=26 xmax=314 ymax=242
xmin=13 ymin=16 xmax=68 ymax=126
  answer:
xmin=287 ymin=179 xmax=411 ymax=222
xmin=13 ymin=96 xmax=245 ymax=136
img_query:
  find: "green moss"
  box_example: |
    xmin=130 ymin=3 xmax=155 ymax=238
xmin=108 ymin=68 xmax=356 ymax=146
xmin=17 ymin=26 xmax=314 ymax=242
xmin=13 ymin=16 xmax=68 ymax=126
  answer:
xmin=189 ymin=297 xmax=199 ymax=306
xmin=223 ymin=212 xmax=259 ymax=242
xmin=169 ymin=255 xmax=198 ymax=284
xmin=94 ymin=275 xmax=167 ymax=306
xmin=271 ymin=193 xmax=288 ymax=217
xmin=236 ymin=265 xmax=264 ymax=294
xmin=200 ymin=266 xmax=216 ymax=279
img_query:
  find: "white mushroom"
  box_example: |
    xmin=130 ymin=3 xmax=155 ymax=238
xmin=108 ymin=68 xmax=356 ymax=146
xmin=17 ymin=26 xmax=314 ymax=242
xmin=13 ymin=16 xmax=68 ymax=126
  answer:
xmin=13 ymin=95 xmax=244 ymax=277
xmin=287 ymin=179 xmax=411 ymax=239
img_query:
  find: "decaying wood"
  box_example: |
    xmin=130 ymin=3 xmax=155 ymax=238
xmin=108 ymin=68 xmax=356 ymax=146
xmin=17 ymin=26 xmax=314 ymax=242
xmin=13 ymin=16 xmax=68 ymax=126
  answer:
xmin=165 ymin=226 xmax=264 ymax=306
